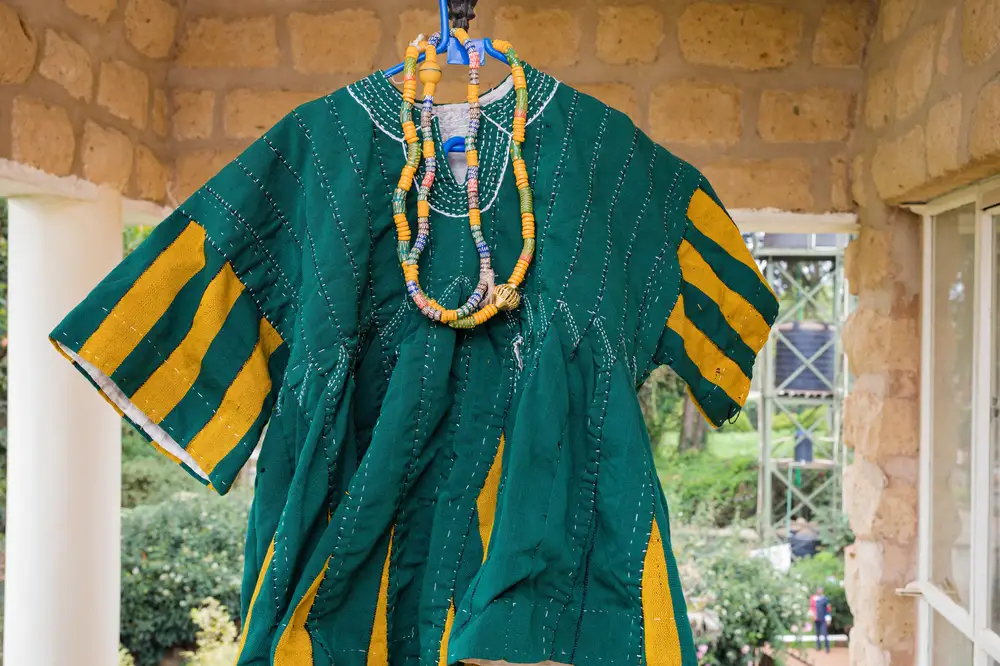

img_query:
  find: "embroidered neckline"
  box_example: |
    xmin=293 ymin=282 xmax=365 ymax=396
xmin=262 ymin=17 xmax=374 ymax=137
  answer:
xmin=348 ymin=64 xmax=559 ymax=218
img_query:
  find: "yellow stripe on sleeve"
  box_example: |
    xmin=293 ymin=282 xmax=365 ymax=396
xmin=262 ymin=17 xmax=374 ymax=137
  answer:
xmin=132 ymin=263 xmax=245 ymax=423
xmin=477 ymin=434 xmax=505 ymax=561
xmin=686 ymin=188 xmax=776 ymax=300
xmin=641 ymin=518 xmax=682 ymax=666
xmin=367 ymin=530 xmax=393 ymax=666
xmin=667 ymin=296 xmax=750 ymax=406
xmin=234 ymin=538 xmax=275 ymax=664
xmin=185 ymin=317 xmax=284 ymax=475
xmin=274 ymin=560 xmax=328 ymax=666
xmin=677 ymin=240 xmax=772 ymax=354
xmin=79 ymin=222 xmax=207 ymax=375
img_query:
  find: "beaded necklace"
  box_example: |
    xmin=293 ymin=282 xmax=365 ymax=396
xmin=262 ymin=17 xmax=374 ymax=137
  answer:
xmin=392 ymin=29 xmax=535 ymax=329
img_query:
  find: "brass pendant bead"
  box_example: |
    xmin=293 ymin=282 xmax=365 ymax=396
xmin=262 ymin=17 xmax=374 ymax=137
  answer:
xmin=492 ymin=283 xmax=521 ymax=311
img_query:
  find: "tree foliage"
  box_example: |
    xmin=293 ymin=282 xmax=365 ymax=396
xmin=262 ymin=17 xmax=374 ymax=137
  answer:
xmin=638 ymin=366 xmax=687 ymax=453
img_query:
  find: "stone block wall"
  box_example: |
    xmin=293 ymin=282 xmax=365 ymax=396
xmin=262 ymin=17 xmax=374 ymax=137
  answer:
xmin=841 ymin=1 xmax=1000 ymax=665
xmin=168 ymin=0 xmax=871 ymax=206
xmin=0 ymin=0 xmax=176 ymax=202
xmin=0 ymin=0 xmax=874 ymax=210
xmin=860 ymin=0 xmax=1000 ymax=204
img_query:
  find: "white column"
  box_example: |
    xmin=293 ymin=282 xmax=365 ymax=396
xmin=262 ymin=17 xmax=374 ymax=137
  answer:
xmin=4 ymin=189 xmax=123 ymax=666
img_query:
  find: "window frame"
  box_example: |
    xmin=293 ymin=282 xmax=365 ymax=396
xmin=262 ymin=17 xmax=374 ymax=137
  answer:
xmin=912 ymin=176 xmax=1000 ymax=666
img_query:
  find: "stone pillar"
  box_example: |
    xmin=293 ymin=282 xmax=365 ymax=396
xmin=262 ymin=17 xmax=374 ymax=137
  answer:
xmin=4 ymin=190 xmax=124 ymax=666
xmin=842 ymin=206 xmax=921 ymax=666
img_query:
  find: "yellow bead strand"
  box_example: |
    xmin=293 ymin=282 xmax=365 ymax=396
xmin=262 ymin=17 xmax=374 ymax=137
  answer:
xmin=394 ymin=32 xmax=536 ymax=329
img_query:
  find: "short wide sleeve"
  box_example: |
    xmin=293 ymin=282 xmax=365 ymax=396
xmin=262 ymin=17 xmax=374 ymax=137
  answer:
xmin=50 ymin=113 xmax=306 ymax=494
xmin=656 ymin=180 xmax=779 ymax=427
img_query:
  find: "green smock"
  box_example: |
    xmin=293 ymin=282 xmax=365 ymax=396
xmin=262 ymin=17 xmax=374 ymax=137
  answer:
xmin=51 ymin=64 xmax=777 ymax=666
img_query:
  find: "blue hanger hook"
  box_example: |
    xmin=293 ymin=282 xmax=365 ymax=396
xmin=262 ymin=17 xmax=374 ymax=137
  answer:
xmin=384 ymin=0 xmax=511 ymax=154
xmin=384 ymin=0 xmax=508 ymax=77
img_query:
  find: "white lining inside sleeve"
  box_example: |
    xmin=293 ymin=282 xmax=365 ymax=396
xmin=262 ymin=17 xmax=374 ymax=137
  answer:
xmin=57 ymin=342 xmax=210 ymax=482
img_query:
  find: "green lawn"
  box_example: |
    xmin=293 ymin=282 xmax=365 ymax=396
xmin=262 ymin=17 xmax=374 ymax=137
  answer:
xmin=658 ymin=430 xmax=761 ymax=459
xmin=707 ymin=431 xmax=759 ymax=457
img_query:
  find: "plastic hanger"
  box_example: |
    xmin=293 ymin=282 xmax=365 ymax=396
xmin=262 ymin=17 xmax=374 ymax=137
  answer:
xmin=385 ymin=0 xmax=509 ymax=154
xmin=385 ymin=0 xmax=508 ymax=77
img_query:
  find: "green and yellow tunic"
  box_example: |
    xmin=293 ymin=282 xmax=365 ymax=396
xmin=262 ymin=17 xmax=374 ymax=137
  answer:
xmin=51 ymin=65 xmax=777 ymax=666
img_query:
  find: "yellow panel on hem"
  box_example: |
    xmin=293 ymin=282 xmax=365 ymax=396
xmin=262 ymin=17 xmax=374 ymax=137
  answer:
xmin=441 ymin=434 xmax=503 ymax=666
xmin=641 ymin=518 xmax=682 ymax=666
xmin=438 ymin=599 xmax=455 ymax=666
xmin=477 ymin=434 xmax=505 ymax=560
xmin=234 ymin=538 xmax=275 ymax=664
xmin=367 ymin=529 xmax=393 ymax=666
xmin=274 ymin=560 xmax=329 ymax=666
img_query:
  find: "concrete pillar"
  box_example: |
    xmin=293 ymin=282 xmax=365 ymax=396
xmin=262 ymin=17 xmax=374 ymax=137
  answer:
xmin=4 ymin=189 xmax=123 ymax=666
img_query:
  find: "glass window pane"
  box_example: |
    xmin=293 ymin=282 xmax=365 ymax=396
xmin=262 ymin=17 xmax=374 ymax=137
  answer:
xmin=930 ymin=205 xmax=976 ymax=609
xmin=932 ymin=611 xmax=974 ymax=665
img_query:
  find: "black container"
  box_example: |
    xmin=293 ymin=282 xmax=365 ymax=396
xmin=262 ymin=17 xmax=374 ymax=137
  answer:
xmin=794 ymin=430 xmax=814 ymax=462
xmin=775 ymin=321 xmax=835 ymax=393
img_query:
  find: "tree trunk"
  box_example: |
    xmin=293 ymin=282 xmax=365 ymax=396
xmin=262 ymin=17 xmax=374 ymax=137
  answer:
xmin=678 ymin=393 xmax=708 ymax=453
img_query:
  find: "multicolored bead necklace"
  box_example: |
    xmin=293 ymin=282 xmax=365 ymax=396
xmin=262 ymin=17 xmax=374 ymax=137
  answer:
xmin=392 ymin=29 xmax=535 ymax=329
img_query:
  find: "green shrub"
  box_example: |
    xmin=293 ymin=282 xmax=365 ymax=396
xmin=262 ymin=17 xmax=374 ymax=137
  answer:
xmin=790 ymin=551 xmax=852 ymax=634
xmin=181 ymin=598 xmax=240 ymax=666
xmin=812 ymin=506 xmax=855 ymax=554
xmin=678 ymin=532 xmax=809 ymax=665
xmin=657 ymin=451 xmax=758 ymax=527
xmin=121 ymin=456 xmax=203 ymax=508
xmin=121 ymin=491 xmax=250 ymax=665
xmin=656 ymin=448 xmax=839 ymax=530
xmin=119 ymin=645 xmax=136 ymax=666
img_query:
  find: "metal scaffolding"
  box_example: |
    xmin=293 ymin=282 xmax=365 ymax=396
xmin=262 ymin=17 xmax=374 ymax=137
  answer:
xmin=748 ymin=232 xmax=853 ymax=544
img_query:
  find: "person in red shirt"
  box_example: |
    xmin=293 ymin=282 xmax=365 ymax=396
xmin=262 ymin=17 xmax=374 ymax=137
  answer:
xmin=808 ymin=587 xmax=832 ymax=653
